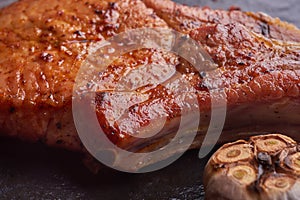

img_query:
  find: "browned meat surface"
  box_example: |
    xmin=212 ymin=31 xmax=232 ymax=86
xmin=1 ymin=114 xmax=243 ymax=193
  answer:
xmin=0 ymin=0 xmax=300 ymax=170
xmin=144 ymin=0 xmax=300 ymax=42
xmin=94 ymin=23 xmax=300 ymax=155
xmin=0 ymin=0 xmax=167 ymax=151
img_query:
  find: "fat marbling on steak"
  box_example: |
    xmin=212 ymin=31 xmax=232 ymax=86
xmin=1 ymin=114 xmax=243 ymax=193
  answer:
xmin=0 ymin=0 xmax=299 ymax=167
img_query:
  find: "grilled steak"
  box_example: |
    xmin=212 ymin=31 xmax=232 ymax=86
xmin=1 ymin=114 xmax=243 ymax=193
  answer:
xmin=90 ymin=23 xmax=300 ymax=169
xmin=0 ymin=0 xmax=168 ymax=151
xmin=0 ymin=0 xmax=299 ymax=170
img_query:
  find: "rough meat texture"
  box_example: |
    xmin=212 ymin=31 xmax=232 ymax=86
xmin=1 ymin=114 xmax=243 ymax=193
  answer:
xmin=144 ymin=0 xmax=300 ymax=42
xmin=0 ymin=0 xmax=300 ymax=158
xmin=0 ymin=0 xmax=167 ymax=151
xmin=94 ymin=23 xmax=300 ymax=152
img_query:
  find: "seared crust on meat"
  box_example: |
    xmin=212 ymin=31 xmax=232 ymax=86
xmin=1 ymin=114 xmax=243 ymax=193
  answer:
xmin=0 ymin=0 xmax=299 ymax=160
xmin=95 ymin=23 xmax=300 ymax=152
xmin=143 ymin=0 xmax=300 ymax=42
xmin=0 ymin=0 xmax=167 ymax=151
xmin=190 ymin=24 xmax=300 ymax=105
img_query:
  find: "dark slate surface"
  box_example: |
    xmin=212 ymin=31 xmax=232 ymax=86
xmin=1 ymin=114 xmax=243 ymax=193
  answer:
xmin=0 ymin=138 xmax=209 ymax=200
xmin=0 ymin=0 xmax=299 ymax=199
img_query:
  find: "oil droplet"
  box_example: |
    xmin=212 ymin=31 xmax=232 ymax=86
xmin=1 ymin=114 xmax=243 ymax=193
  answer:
xmin=108 ymin=47 xmax=115 ymax=54
xmin=138 ymin=161 xmax=143 ymax=166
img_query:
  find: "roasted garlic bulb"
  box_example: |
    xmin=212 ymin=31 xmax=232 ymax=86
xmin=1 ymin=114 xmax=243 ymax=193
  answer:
xmin=204 ymin=134 xmax=300 ymax=200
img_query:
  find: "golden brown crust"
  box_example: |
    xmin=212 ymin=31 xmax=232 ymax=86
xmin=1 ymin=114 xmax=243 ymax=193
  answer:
xmin=95 ymin=23 xmax=300 ymax=150
xmin=0 ymin=0 xmax=167 ymax=150
xmin=0 ymin=0 xmax=167 ymax=108
xmin=0 ymin=0 xmax=300 ymax=158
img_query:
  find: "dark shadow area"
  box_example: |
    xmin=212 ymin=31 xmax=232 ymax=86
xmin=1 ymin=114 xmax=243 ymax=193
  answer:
xmin=0 ymin=137 xmax=211 ymax=200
